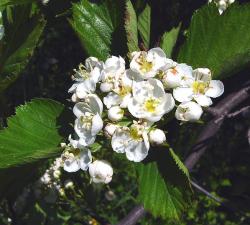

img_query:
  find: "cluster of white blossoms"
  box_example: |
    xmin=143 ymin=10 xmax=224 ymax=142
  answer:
xmin=209 ymin=0 xmax=235 ymax=14
xmin=61 ymin=47 xmax=224 ymax=183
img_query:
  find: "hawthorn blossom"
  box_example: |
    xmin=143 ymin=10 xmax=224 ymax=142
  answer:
xmin=89 ymin=160 xmax=113 ymax=184
xmin=162 ymin=63 xmax=193 ymax=89
xmin=173 ymin=68 xmax=224 ymax=107
xmin=69 ymin=57 xmax=103 ymax=100
xmin=103 ymin=70 xmax=133 ymax=109
xmin=111 ymin=121 xmax=150 ymax=162
xmin=73 ymin=94 xmax=103 ymax=146
xmin=61 ymin=147 xmax=92 ymax=172
xmin=130 ymin=48 xmax=175 ymax=79
xmin=175 ymin=101 xmax=203 ymax=121
xmin=100 ymin=56 xmax=125 ymax=92
xmin=128 ymin=78 xmax=175 ymax=122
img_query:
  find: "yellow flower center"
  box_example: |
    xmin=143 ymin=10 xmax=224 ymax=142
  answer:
xmin=144 ymin=98 xmax=160 ymax=113
xmin=130 ymin=126 xmax=142 ymax=141
xmin=137 ymin=54 xmax=153 ymax=73
xmin=117 ymin=85 xmax=132 ymax=97
xmin=192 ymin=81 xmax=208 ymax=94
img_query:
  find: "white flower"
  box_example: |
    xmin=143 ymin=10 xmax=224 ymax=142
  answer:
xmin=73 ymin=94 xmax=103 ymax=146
xmin=62 ymin=148 xmax=92 ymax=173
xmin=173 ymin=68 xmax=224 ymax=107
xmin=103 ymin=70 xmax=133 ymax=109
xmin=104 ymin=123 xmax=119 ymax=138
xmin=162 ymin=63 xmax=193 ymax=89
xmin=68 ymin=58 xmax=103 ymax=100
xmin=89 ymin=160 xmax=113 ymax=184
xmin=148 ymin=129 xmax=166 ymax=145
xmin=175 ymin=101 xmax=203 ymax=121
xmin=128 ymin=78 xmax=175 ymax=122
xmin=130 ymin=47 xmax=174 ymax=79
xmin=108 ymin=106 xmax=124 ymax=121
xmin=111 ymin=121 xmax=150 ymax=162
xmin=100 ymin=56 xmax=125 ymax=92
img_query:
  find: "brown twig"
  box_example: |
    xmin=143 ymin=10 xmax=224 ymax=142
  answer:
xmin=115 ymin=85 xmax=250 ymax=225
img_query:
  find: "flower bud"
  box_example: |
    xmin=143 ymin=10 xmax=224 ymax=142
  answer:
xmin=53 ymin=170 xmax=61 ymax=179
xmin=104 ymin=123 xmax=119 ymax=138
xmin=64 ymin=179 xmax=74 ymax=189
xmin=108 ymin=106 xmax=124 ymax=121
xmin=148 ymin=129 xmax=166 ymax=145
xmin=89 ymin=160 xmax=113 ymax=184
xmin=105 ymin=190 xmax=116 ymax=201
xmin=175 ymin=101 xmax=203 ymax=122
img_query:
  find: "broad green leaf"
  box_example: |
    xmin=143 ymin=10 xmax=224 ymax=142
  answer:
xmin=136 ymin=147 xmax=190 ymax=220
xmin=137 ymin=162 xmax=186 ymax=220
xmin=138 ymin=4 xmax=151 ymax=48
xmin=0 ymin=98 xmax=66 ymax=168
xmin=0 ymin=4 xmax=46 ymax=92
xmin=70 ymin=0 xmax=124 ymax=60
xmin=125 ymin=0 xmax=139 ymax=53
xmin=178 ymin=3 xmax=250 ymax=79
xmin=160 ymin=24 xmax=181 ymax=58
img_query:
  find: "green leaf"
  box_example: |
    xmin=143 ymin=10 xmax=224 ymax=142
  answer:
xmin=0 ymin=0 xmax=36 ymax=10
xmin=138 ymin=4 xmax=151 ymax=48
xmin=169 ymin=148 xmax=189 ymax=180
xmin=137 ymin=162 xmax=186 ymax=220
xmin=136 ymin=147 xmax=190 ymax=220
xmin=0 ymin=4 xmax=46 ymax=92
xmin=0 ymin=98 xmax=66 ymax=168
xmin=125 ymin=0 xmax=139 ymax=53
xmin=160 ymin=24 xmax=181 ymax=58
xmin=178 ymin=3 xmax=250 ymax=79
xmin=70 ymin=0 xmax=124 ymax=60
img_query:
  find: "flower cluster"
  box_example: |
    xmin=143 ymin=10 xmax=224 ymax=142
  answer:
xmin=209 ymin=0 xmax=235 ymax=14
xmin=61 ymin=47 xmax=224 ymax=183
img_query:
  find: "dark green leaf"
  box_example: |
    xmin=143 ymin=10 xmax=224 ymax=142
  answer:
xmin=178 ymin=3 xmax=250 ymax=79
xmin=70 ymin=0 xmax=124 ymax=60
xmin=160 ymin=24 xmax=181 ymax=57
xmin=0 ymin=4 xmax=46 ymax=92
xmin=136 ymin=147 xmax=190 ymax=220
xmin=125 ymin=0 xmax=139 ymax=53
xmin=137 ymin=162 xmax=186 ymax=220
xmin=0 ymin=98 xmax=66 ymax=168
xmin=138 ymin=4 xmax=151 ymax=48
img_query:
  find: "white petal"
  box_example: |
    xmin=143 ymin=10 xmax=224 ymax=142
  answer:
xmin=103 ymin=92 xmax=122 ymax=109
xmin=73 ymin=102 xmax=91 ymax=118
xmin=173 ymin=87 xmax=193 ymax=102
xmin=175 ymin=101 xmax=203 ymax=121
xmin=194 ymin=95 xmax=213 ymax=107
xmin=108 ymin=106 xmax=124 ymax=121
xmin=111 ymin=128 xmax=130 ymax=153
xmin=125 ymin=140 xmax=149 ymax=162
xmin=64 ymin=159 xmax=80 ymax=173
xmin=87 ymin=94 xmax=103 ymax=114
xmin=79 ymin=149 xmax=92 ymax=171
xmin=100 ymin=82 xmax=114 ymax=92
xmin=205 ymin=80 xmax=224 ymax=98
xmin=75 ymin=80 xmax=96 ymax=99
xmin=161 ymin=93 xmax=175 ymax=114
xmin=91 ymin=114 xmax=103 ymax=135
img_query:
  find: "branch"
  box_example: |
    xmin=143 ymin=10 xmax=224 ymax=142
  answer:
xmin=116 ymin=205 xmax=146 ymax=225
xmin=116 ymin=85 xmax=250 ymax=225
